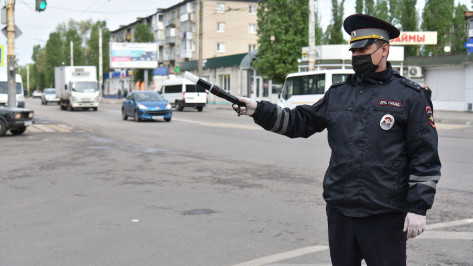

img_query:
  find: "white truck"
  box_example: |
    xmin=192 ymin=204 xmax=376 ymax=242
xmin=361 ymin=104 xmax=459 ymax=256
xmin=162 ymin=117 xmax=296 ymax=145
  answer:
xmin=55 ymin=66 xmax=99 ymax=111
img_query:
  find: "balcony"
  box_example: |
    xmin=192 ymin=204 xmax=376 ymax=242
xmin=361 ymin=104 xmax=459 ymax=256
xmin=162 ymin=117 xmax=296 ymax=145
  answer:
xmin=180 ymin=13 xmax=194 ymax=22
xmin=180 ymin=50 xmax=193 ymax=59
xmin=165 ymin=20 xmax=175 ymax=28
xmin=163 ymin=52 xmax=175 ymax=61
xmin=166 ymin=36 xmax=176 ymax=44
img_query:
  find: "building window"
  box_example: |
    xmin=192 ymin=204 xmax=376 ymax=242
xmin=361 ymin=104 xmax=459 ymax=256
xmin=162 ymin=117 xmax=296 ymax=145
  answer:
xmin=217 ymin=43 xmax=225 ymax=53
xmin=249 ymin=5 xmax=257 ymax=14
xmin=219 ymin=74 xmax=231 ymax=91
xmin=217 ymin=3 xmax=225 ymax=13
xmin=217 ymin=22 xmax=225 ymax=32
xmin=249 ymin=44 xmax=257 ymax=52
xmin=248 ymin=24 xmax=257 ymax=34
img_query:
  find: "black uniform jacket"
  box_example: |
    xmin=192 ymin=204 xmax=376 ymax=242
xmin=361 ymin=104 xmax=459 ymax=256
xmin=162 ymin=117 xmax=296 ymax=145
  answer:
xmin=253 ymin=63 xmax=441 ymax=217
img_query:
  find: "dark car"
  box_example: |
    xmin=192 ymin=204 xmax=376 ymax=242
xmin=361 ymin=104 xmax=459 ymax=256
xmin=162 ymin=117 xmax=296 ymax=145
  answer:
xmin=122 ymin=91 xmax=172 ymax=122
xmin=0 ymin=106 xmax=34 ymax=136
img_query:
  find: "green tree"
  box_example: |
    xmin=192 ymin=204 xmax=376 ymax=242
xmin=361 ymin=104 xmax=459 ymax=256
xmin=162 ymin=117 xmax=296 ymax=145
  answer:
xmin=327 ymin=0 xmax=345 ymax=44
xmin=374 ymin=0 xmax=389 ymax=21
xmin=422 ymin=0 xmax=454 ymax=56
xmin=64 ymin=28 xmax=85 ymax=66
xmin=87 ymin=21 xmax=111 ymax=74
xmin=388 ymin=0 xmax=402 ymax=27
xmin=365 ymin=0 xmax=375 ymax=15
xmin=315 ymin=9 xmax=324 ymax=45
xmin=356 ymin=0 xmax=364 ymax=13
xmin=400 ymin=0 xmax=418 ymax=56
xmin=45 ymin=32 xmax=64 ymax=87
xmin=134 ymin=23 xmax=154 ymax=42
xmin=451 ymin=4 xmax=468 ymax=54
xmin=254 ymin=0 xmax=308 ymax=83
xmin=31 ymin=45 xmax=46 ymax=91
xmin=133 ymin=23 xmax=154 ymax=83
xmin=24 ymin=19 xmax=109 ymax=91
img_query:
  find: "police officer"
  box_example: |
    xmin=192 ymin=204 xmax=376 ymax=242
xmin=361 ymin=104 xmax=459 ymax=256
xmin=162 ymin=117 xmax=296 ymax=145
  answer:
xmin=234 ymin=14 xmax=441 ymax=265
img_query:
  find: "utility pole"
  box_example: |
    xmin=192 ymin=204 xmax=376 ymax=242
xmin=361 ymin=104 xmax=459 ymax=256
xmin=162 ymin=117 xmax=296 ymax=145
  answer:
xmin=197 ymin=0 xmax=203 ymax=76
xmin=70 ymin=41 xmax=74 ymax=66
xmin=6 ymin=0 xmax=16 ymax=107
xmin=27 ymin=64 xmax=29 ymax=96
xmin=308 ymin=0 xmax=316 ymax=71
xmin=99 ymin=27 xmax=103 ymax=98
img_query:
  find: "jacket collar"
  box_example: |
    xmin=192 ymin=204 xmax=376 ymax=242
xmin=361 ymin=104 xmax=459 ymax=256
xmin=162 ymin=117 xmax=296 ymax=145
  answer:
xmin=354 ymin=62 xmax=394 ymax=84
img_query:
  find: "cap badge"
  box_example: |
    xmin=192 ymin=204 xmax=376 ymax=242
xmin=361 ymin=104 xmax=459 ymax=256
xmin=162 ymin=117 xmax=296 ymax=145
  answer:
xmin=351 ymin=31 xmax=357 ymax=38
xmin=380 ymin=114 xmax=395 ymax=130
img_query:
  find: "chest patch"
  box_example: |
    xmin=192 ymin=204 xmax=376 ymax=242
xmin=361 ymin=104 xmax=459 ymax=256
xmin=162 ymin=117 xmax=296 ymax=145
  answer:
xmin=379 ymin=99 xmax=401 ymax=108
xmin=425 ymin=106 xmax=436 ymax=128
xmin=380 ymin=114 xmax=395 ymax=130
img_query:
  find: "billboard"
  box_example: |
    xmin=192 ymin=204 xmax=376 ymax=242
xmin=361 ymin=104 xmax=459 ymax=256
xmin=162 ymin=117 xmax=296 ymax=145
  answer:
xmin=389 ymin=31 xmax=437 ymax=45
xmin=110 ymin=42 xmax=158 ymax=69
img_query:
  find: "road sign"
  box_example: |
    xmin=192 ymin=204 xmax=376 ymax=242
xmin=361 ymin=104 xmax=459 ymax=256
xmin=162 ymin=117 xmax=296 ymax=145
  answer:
xmin=1 ymin=24 xmax=22 ymax=38
xmin=465 ymin=38 xmax=473 ymax=53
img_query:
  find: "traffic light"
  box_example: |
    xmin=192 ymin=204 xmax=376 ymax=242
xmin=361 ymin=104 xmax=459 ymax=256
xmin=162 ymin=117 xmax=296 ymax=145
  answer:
xmin=35 ymin=0 xmax=47 ymax=12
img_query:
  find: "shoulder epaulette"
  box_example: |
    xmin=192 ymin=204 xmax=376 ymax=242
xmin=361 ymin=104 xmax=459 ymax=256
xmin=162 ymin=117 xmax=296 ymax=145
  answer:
xmin=399 ymin=77 xmax=422 ymax=92
xmin=330 ymin=81 xmax=347 ymax=88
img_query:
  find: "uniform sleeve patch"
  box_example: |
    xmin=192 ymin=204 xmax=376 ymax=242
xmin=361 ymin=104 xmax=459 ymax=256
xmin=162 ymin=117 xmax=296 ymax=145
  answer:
xmin=379 ymin=99 xmax=401 ymax=108
xmin=425 ymin=106 xmax=436 ymax=128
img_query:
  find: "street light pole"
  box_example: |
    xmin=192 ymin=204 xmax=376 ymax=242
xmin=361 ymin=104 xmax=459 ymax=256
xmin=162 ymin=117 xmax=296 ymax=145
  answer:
xmin=308 ymin=0 xmax=316 ymax=71
xmin=6 ymin=0 xmax=16 ymax=107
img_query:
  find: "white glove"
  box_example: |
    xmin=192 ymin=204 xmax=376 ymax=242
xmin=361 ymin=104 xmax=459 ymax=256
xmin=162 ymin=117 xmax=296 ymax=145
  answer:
xmin=403 ymin=212 xmax=427 ymax=239
xmin=232 ymin=97 xmax=257 ymax=116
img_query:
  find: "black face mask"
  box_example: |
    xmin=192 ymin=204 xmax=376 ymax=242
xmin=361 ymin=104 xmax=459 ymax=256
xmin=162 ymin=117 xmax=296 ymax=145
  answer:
xmin=351 ymin=45 xmax=384 ymax=74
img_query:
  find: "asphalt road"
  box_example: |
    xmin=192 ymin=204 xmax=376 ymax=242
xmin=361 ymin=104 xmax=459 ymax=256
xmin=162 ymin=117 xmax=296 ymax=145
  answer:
xmin=1 ymin=98 xmax=472 ymax=266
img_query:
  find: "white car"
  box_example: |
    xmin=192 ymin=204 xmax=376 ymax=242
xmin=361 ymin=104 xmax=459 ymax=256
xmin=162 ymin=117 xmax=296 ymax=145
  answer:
xmin=32 ymin=90 xmax=42 ymax=98
xmin=41 ymin=88 xmax=59 ymax=105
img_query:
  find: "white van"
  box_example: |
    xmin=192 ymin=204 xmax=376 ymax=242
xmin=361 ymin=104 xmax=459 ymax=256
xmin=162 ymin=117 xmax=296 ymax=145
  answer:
xmin=160 ymin=78 xmax=207 ymax=111
xmin=0 ymin=73 xmax=25 ymax=107
xmin=277 ymin=69 xmax=354 ymax=109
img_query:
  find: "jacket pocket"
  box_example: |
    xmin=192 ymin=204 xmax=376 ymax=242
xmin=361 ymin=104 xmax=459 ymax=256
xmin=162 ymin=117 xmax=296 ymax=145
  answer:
xmin=372 ymin=106 xmax=404 ymax=115
xmin=323 ymin=162 xmax=349 ymax=204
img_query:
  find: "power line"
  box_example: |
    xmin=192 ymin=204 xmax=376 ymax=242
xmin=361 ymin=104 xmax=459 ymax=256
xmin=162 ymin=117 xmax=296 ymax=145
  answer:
xmin=46 ymin=5 xmax=159 ymax=14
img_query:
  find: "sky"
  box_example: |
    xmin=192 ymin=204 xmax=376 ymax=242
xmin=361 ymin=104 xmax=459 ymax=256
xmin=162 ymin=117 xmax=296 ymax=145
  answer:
xmin=1 ymin=0 xmax=471 ymax=73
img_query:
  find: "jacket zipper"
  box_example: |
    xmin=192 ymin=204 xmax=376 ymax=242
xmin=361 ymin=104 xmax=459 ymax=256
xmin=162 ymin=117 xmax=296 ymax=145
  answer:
xmin=397 ymin=165 xmax=402 ymax=202
xmin=327 ymin=107 xmax=353 ymax=111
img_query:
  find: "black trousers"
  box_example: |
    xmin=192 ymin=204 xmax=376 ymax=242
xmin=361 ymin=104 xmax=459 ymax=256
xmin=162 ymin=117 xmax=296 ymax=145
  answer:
xmin=327 ymin=206 xmax=407 ymax=266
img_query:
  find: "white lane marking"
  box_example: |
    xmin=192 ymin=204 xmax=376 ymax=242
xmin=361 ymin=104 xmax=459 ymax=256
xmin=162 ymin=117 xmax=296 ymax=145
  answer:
xmin=173 ymin=117 xmax=261 ymax=130
xmin=418 ymin=231 xmax=473 ymax=240
xmin=33 ymin=124 xmax=55 ymax=132
xmin=427 ymin=218 xmax=473 ymax=230
xmin=108 ymin=108 xmax=260 ymax=130
xmin=232 ymin=245 xmax=328 ymax=266
xmin=233 ymin=218 xmax=473 ymax=266
xmin=436 ymin=124 xmax=471 ymax=130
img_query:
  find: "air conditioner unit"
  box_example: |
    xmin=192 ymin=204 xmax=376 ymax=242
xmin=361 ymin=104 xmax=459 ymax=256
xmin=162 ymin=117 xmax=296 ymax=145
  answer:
xmin=408 ymin=66 xmax=423 ymax=78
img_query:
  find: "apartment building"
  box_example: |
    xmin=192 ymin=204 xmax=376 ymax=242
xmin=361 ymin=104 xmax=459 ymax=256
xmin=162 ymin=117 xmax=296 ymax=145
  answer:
xmin=110 ymin=0 xmax=258 ymax=71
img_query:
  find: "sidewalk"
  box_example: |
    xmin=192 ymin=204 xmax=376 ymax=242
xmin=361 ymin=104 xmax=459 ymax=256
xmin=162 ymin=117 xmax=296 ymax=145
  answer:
xmin=434 ymin=110 xmax=473 ymax=125
xmin=100 ymin=97 xmax=473 ymax=125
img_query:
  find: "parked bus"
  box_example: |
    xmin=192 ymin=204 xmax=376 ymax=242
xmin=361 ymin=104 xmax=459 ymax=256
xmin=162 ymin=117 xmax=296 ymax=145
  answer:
xmin=277 ymin=69 xmax=354 ymax=109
